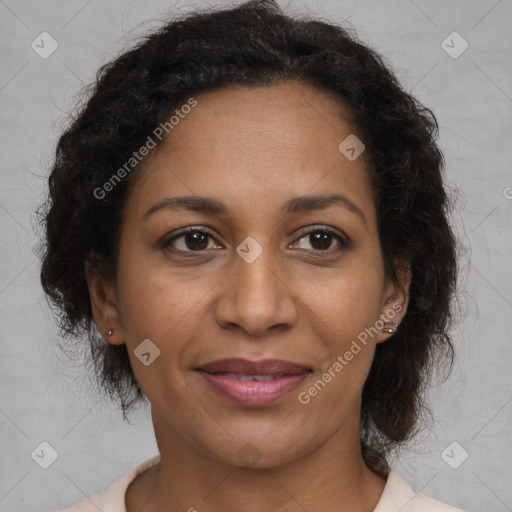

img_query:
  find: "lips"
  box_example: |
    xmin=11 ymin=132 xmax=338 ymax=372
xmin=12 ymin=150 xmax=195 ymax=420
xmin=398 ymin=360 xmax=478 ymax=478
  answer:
xmin=196 ymin=358 xmax=312 ymax=406
xmin=197 ymin=358 xmax=311 ymax=376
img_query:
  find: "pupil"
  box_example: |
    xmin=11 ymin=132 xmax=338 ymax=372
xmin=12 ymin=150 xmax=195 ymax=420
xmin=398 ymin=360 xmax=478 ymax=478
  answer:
xmin=310 ymin=232 xmax=331 ymax=250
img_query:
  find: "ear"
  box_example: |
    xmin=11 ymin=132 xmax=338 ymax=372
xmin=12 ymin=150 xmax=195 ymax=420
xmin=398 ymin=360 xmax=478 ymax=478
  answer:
xmin=85 ymin=258 xmax=124 ymax=346
xmin=375 ymin=261 xmax=412 ymax=344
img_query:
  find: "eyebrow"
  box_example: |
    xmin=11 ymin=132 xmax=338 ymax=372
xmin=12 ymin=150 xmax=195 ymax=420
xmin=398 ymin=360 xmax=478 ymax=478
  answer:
xmin=143 ymin=193 xmax=367 ymax=226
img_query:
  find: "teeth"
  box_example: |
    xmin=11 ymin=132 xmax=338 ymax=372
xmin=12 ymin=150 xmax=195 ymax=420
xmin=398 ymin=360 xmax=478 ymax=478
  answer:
xmin=254 ymin=374 xmax=280 ymax=381
xmin=225 ymin=373 xmax=283 ymax=381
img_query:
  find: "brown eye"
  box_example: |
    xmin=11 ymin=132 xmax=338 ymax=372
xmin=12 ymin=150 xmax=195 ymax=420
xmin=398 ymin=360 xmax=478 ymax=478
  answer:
xmin=292 ymin=227 xmax=350 ymax=254
xmin=163 ymin=228 xmax=219 ymax=253
xmin=162 ymin=225 xmax=350 ymax=256
xmin=303 ymin=232 xmax=335 ymax=250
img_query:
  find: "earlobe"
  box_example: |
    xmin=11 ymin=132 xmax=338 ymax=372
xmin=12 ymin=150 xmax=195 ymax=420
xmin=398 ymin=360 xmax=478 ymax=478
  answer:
xmin=85 ymin=260 xmax=124 ymax=346
xmin=376 ymin=264 xmax=412 ymax=343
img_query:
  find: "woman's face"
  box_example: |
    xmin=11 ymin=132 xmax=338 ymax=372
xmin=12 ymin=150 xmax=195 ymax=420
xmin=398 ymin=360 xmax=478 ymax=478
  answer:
xmin=88 ymin=81 xmax=409 ymax=468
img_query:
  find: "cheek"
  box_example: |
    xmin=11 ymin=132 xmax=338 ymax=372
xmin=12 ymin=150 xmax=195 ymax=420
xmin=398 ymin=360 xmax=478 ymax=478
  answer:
xmin=297 ymin=271 xmax=383 ymax=421
xmin=302 ymin=263 xmax=385 ymax=343
xmin=115 ymin=248 xmax=191 ymax=344
xmin=114 ymin=257 xmax=199 ymax=404
xmin=115 ymin=249 xmax=223 ymax=373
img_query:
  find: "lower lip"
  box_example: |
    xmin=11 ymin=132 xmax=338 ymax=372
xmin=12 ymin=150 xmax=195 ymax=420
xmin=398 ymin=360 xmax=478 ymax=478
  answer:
xmin=197 ymin=371 xmax=310 ymax=406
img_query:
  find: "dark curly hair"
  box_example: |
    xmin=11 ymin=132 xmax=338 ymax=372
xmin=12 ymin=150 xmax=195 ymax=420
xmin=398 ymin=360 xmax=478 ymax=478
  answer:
xmin=38 ymin=0 xmax=458 ymax=477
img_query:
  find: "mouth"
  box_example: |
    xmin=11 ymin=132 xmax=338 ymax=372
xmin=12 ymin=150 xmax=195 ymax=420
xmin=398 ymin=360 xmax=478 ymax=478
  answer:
xmin=195 ymin=358 xmax=312 ymax=406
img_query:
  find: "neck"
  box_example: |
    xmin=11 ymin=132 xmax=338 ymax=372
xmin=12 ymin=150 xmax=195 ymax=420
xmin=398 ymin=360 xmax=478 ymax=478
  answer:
xmin=126 ymin=408 xmax=387 ymax=512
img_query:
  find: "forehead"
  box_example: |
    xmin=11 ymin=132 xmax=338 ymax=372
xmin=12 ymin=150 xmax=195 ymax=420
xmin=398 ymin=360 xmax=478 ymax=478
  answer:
xmin=126 ymin=81 xmax=375 ymax=223
xmin=164 ymin=81 xmax=355 ymax=154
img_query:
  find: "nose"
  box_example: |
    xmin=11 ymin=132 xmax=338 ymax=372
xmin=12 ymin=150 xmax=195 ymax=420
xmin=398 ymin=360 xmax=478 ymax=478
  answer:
xmin=213 ymin=243 xmax=299 ymax=338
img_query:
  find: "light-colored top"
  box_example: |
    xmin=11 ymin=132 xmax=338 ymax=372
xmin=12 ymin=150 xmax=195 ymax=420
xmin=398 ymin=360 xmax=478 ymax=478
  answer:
xmin=58 ymin=454 xmax=465 ymax=512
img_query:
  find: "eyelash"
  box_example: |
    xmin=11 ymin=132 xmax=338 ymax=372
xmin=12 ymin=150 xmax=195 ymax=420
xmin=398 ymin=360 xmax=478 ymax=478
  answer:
xmin=161 ymin=225 xmax=351 ymax=256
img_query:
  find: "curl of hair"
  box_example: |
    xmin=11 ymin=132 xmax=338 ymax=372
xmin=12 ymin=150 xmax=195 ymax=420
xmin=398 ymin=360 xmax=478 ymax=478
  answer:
xmin=39 ymin=0 xmax=457 ymax=475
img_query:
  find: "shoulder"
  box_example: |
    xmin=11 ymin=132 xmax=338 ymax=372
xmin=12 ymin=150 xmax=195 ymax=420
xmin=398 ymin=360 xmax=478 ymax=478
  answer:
xmin=373 ymin=470 xmax=466 ymax=512
xmin=57 ymin=455 xmax=161 ymax=512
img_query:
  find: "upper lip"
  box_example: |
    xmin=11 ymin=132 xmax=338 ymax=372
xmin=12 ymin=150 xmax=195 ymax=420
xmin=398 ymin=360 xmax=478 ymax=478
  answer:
xmin=196 ymin=358 xmax=311 ymax=376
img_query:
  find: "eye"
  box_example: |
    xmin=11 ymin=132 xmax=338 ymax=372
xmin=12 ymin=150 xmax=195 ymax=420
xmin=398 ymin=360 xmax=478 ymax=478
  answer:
xmin=162 ymin=225 xmax=350 ymax=256
xmin=162 ymin=227 xmax=221 ymax=253
xmin=290 ymin=226 xmax=350 ymax=254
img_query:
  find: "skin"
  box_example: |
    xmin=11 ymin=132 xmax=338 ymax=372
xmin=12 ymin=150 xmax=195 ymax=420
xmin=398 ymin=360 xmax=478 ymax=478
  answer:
xmin=86 ymin=81 xmax=411 ymax=512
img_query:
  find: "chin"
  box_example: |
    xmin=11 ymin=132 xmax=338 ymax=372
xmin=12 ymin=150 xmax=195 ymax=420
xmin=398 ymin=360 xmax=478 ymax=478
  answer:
xmin=198 ymin=427 xmax=314 ymax=469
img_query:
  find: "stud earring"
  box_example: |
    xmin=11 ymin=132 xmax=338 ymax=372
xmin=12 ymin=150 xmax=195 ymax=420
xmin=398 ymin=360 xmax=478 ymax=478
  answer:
xmin=382 ymin=322 xmax=399 ymax=334
xmin=107 ymin=329 xmax=113 ymax=337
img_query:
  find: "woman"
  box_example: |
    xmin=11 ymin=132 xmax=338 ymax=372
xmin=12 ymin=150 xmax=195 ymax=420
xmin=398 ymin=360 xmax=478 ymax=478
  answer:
xmin=39 ymin=0 xmax=463 ymax=510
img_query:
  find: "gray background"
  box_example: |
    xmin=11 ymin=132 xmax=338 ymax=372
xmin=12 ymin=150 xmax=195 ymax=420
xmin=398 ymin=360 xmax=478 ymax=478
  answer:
xmin=1 ymin=0 xmax=511 ymax=511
